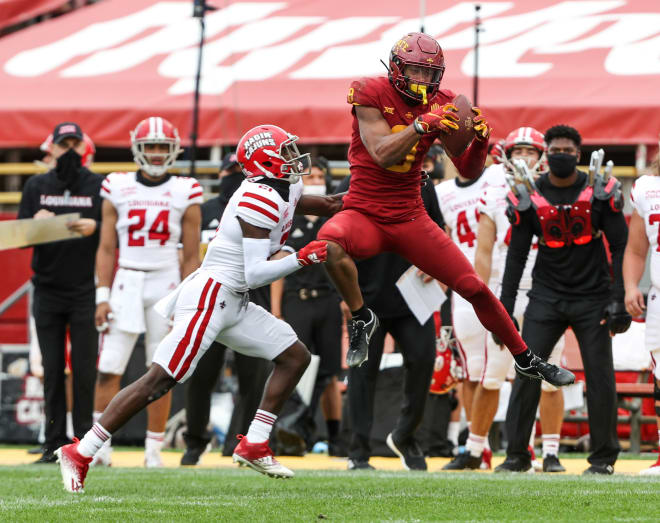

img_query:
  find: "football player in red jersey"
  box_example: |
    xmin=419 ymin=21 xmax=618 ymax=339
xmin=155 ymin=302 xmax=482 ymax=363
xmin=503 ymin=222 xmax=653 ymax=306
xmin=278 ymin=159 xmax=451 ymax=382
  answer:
xmin=317 ymin=32 xmax=574 ymax=387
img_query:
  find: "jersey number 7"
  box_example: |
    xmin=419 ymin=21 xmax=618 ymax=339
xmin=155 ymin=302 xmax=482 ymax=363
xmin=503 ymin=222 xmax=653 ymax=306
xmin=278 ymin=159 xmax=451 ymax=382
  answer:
xmin=128 ymin=209 xmax=170 ymax=246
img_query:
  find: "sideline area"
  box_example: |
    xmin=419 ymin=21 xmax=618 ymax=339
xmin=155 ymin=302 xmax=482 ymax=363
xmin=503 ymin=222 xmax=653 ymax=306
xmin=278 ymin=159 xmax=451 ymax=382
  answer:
xmin=0 ymin=448 xmax=656 ymax=475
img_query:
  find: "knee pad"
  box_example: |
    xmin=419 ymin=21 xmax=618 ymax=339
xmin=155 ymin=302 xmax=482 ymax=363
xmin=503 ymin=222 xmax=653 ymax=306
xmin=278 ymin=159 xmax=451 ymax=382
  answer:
xmin=542 ymin=381 xmax=558 ymax=393
xmin=454 ymin=274 xmax=487 ymax=300
xmin=481 ymin=376 xmax=505 ymax=390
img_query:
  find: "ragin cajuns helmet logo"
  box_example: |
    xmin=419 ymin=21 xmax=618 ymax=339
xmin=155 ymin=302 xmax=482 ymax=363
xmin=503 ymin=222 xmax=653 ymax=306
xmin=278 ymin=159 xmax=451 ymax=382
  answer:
xmin=243 ymin=131 xmax=276 ymax=160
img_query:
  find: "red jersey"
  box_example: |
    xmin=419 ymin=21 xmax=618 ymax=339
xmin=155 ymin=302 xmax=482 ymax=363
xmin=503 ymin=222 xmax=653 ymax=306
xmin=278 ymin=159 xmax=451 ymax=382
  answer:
xmin=344 ymin=76 xmax=455 ymax=222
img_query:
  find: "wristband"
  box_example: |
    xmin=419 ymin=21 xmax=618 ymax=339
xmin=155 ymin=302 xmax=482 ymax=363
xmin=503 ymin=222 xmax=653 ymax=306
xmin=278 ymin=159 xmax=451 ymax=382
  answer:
xmin=413 ymin=119 xmax=426 ymax=135
xmin=96 ymin=286 xmax=110 ymax=304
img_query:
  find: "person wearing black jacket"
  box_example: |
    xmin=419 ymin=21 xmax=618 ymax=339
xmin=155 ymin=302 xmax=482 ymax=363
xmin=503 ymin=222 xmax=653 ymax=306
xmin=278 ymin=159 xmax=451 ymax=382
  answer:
xmin=340 ymin=174 xmax=441 ymax=471
xmin=181 ymin=153 xmax=271 ymax=465
xmin=495 ymin=125 xmax=630 ymax=475
xmin=17 ymin=122 xmax=103 ymax=463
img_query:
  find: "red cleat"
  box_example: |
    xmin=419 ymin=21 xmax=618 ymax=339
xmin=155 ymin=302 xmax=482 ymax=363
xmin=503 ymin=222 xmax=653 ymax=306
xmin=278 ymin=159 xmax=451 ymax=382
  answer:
xmin=55 ymin=438 xmax=92 ymax=493
xmin=480 ymin=447 xmax=492 ymax=470
xmin=232 ymin=435 xmax=293 ymax=478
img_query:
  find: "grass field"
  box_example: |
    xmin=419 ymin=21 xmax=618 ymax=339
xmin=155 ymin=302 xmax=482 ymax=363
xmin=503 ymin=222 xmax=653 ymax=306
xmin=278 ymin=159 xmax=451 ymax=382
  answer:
xmin=1 ymin=460 xmax=659 ymax=522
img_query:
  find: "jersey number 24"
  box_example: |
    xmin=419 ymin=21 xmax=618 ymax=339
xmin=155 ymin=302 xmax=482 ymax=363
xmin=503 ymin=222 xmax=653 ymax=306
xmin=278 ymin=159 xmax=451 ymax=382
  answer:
xmin=128 ymin=209 xmax=170 ymax=246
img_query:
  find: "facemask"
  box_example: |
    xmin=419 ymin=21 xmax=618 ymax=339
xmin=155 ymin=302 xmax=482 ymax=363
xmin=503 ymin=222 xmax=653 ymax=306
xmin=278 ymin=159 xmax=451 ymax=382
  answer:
xmin=55 ymin=148 xmax=82 ymax=187
xmin=547 ymin=153 xmax=578 ymax=179
xmin=302 ymin=184 xmax=327 ymax=196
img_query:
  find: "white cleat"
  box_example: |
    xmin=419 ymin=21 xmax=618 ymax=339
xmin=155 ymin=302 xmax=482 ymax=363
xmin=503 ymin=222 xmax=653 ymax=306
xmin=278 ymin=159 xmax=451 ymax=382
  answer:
xmin=55 ymin=439 xmax=92 ymax=493
xmin=144 ymin=448 xmax=164 ymax=468
xmin=640 ymin=457 xmax=660 ymax=476
xmin=232 ymin=435 xmax=294 ymax=479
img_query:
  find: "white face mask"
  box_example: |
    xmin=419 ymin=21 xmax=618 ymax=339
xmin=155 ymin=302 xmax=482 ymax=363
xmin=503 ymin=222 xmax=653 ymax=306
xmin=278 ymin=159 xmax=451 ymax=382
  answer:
xmin=302 ymin=184 xmax=326 ymax=196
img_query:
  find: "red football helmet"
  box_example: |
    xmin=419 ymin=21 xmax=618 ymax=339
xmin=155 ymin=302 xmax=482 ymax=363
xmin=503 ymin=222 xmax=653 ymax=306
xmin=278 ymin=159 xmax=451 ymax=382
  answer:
xmin=489 ymin=139 xmax=506 ymax=165
xmin=130 ymin=117 xmax=182 ymax=177
xmin=237 ymin=124 xmax=310 ymax=183
xmin=504 ymin=127 xmax=545 ymax=157
xmin=388 ymin=32 xmax=445 ymax=104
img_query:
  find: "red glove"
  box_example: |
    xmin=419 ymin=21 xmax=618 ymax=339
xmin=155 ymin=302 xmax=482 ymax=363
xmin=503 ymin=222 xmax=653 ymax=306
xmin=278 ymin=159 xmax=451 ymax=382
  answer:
xmin=414 ymin=103 xmax=460 ymax=135
xmin=297 ymin=240 xmax=327 ymax=266
xmin=472 ymin=107 xmax=492 ymax=141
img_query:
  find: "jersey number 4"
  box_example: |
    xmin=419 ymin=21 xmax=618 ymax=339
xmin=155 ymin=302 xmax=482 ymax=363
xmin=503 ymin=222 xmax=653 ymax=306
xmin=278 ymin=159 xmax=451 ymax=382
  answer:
xmin=128 ymin=209 xmax=170 ymax=246
xmin=456 ymin=209 xmax=480 ymax=247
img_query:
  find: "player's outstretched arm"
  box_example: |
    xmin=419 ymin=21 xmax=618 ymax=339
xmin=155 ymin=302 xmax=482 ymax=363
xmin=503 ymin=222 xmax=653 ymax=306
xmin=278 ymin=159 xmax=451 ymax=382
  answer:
xmin=623 ymin=209 xmax=649 ymax=317
xmin=295 ymin=192 xmax=345 ymax=217
xmin=239 ymin=218 xmax=327 ymax=289
xmin=180 ymin=204 xmax=201 ymax=278
xmin=355 ymin=106 xmax=421 ymax=168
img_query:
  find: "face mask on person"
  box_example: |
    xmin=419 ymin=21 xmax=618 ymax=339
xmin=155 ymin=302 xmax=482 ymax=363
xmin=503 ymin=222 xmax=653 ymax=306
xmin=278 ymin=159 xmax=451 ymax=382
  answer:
xmin=55 ymin=148 xmax=82 ymax=187
xmin=302 ymin=184 xmax=327 ymax=196
xmin=547 ymin=153 xmax=578 ymax=178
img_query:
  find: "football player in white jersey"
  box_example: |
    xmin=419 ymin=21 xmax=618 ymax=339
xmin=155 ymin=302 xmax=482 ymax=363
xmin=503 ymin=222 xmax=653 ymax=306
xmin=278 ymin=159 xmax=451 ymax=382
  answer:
xmin=444 ymin=127 xmax=566 ymax=471
xmin=623 ymin=156 xmax=660 ymax=475
xmin=56 ymin=124 xmax=343 ymax=492
xmin=435 ymin=157 xmax=504 ymax=433
xmin=92 ymin=117 xmax=202 ymax=467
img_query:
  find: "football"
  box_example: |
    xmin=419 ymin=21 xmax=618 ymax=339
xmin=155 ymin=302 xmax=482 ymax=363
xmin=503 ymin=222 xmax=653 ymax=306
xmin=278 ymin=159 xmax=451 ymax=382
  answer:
xmin=437 ymin=94 xmax=475 ymax=158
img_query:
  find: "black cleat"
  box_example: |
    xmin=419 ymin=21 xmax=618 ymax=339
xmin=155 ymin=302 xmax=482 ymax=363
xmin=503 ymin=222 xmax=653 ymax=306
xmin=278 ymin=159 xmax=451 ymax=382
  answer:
xmin=542 ymin=454 xmax=566 ymax=473
xmin=442 ymin=452 xmax=482 ymax=471
xmin=346 ymin=309 xmax=379 ymax=368
xmin=583 ymin=463 xmax=614 ymax=475
xmin=514 ymin=355 xmax=575 ymax=387
xmin=494 ymin=457 xmax=533 ymax=473
xmin=33 ymin=450 xmax=58 ymax=464
xmin=347 ymin=458 xmax=375 ymax=471
xmin=181 ymin=445 xmax=207 ymax=466
xmin=386 ymin=432 xmax=427 ymax=471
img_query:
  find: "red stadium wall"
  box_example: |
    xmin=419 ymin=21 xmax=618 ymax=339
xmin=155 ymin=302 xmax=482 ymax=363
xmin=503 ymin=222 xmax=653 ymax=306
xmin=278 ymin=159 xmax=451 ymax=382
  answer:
xmin=0 ymin=213 xmax=32 ymax=344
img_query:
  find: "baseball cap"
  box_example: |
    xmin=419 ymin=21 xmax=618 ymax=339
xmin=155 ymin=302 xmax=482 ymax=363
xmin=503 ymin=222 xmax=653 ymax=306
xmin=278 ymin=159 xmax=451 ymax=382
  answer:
xmin=52 ymin=122 xmax=83 ymax=144
xmin=221 ymin=152 xmax=239 ymax=171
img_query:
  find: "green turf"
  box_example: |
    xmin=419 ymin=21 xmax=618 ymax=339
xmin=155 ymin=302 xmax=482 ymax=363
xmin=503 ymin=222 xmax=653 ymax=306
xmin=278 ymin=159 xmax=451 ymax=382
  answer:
xmin=1 ymin=466 xmax=659 ymax=522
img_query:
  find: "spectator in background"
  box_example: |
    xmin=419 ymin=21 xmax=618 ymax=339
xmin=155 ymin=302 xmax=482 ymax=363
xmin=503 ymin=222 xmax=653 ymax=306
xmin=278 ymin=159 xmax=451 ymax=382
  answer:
xmin=271 ymin=158 xmax=343 ymax=455
xmin=18 ymin=122 xmax=103 ymax=463
xmin=497 ymin=125 xmax=630 ymax=474
xmin=38 ymin=132 xmax=95 ymax=170
xmin=339 ymin=174 xmax=441 ymax=471
xmin=181 ymin=152 xmax=271 ymax=465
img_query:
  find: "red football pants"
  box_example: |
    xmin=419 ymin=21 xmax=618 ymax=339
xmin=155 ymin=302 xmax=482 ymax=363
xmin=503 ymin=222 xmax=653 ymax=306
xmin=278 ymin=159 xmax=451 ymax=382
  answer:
xmin=318 ymin=209 xmax=527 ymax=355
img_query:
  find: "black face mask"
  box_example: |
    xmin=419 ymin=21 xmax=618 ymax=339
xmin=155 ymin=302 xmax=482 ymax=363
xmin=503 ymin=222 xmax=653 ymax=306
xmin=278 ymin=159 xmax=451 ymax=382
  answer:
xmin=547 ymin=153 xmax=578 ymax=178
xmin=55 ymin=148 xmax=82 ymax=187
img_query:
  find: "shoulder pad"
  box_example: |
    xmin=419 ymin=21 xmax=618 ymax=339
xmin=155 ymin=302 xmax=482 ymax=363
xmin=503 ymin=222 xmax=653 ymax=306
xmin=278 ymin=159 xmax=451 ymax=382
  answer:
xmin=347 ymin=78 xmax=379 ymax=107
xmin=593 ymin=173 xmax=623 ymax=211
xmin=505 ymin=183 xmax=532 ymax=212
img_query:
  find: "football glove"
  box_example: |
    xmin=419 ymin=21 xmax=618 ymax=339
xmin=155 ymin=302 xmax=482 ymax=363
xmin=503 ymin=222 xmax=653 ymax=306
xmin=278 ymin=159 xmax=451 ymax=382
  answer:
xmin=471 ymin=107 xmax=492 ymax=141
xmin=414 ymin=103 xmax=460 ymax=135
xmin=297 ymin=240 xmax=327 ymax=266
xmin=602 ymin=301 xmax=632 ymax=335
xmin=492 ymin=315 xmax=520 ymax=347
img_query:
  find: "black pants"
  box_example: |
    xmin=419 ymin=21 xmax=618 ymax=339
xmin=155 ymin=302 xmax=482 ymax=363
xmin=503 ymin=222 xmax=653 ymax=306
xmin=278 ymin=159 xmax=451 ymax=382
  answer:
xmin=184 ymin=341 xmax=270 ymax=456
xmin=348 ymin=314 xmax=435 ymax=461
xmin=505 ymin=296 xmax=620 ymax=466
xmin=282 ymin=293 xmax=342 ymax=417
xmin=32 ymin=287 xmax=97 ymax=451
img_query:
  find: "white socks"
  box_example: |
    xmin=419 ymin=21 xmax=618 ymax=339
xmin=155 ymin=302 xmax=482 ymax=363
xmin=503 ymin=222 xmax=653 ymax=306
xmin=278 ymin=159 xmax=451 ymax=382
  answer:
xmin=246 ymin=409 xmax=277 ymax=443
xmin=78 ymin=423 xmax=111 ymax=458
xmin=542 ymin=434 xmax=560 ymax=458
xmin=145 ymin=431 xmax=165 ymax=453
xmin=447 ymin=421 xmax=460 ymax=448
xmin=466 ymin=432 xmax=487 ymax=458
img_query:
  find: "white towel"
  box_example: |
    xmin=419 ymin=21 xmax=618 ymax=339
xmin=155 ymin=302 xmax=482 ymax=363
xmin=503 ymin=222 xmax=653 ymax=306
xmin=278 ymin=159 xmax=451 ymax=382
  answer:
xmin=110 ymin=268 xmax=146 ymax=333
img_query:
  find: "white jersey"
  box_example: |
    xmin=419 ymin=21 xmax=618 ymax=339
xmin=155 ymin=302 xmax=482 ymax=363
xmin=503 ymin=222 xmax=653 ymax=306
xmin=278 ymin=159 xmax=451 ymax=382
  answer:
xmin=477 ymin=164 xmax=538 ymax=291
xmin=101 ymin=172 xmax=203 ymax=271
xmin=630 ymin=174 xmax=660 ymax=289
xmin=201 ymin=178 xmax=303 ymax=292
xmin=436 ymin=167 xmax=506 ymax=284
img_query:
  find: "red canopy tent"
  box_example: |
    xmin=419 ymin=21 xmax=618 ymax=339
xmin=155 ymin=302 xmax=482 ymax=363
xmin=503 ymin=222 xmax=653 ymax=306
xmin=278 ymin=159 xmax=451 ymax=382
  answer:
xmin=0 ymin=0 xmax=658 ymax=147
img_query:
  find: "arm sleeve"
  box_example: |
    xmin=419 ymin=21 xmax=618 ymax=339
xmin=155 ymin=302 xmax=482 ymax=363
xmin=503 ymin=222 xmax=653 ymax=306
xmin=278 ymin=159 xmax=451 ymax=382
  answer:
xmin=601 ymin=204 xmax=629 ymax=302
xmin=499 ymin=210 xmax=534 ymax=314
xmin=450 ymin=138 xmax=489 ymax=180
xmin=243 ymin=237 xmax=301 ymax=288
xmin=17 ymin=178 xmax=36 ymax=219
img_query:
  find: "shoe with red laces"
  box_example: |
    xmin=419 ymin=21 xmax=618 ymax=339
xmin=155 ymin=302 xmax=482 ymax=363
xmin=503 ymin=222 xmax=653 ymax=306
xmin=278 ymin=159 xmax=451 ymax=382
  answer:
xmin=640 ymin=454 xmax=660 ymax=476
xmin=232 ymin=435 xmax=293 ymax=478
xmin=55 ymin=438 xmax=92 ymax=493
xmin=480 ymin=447 xmax=492 ymax=470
